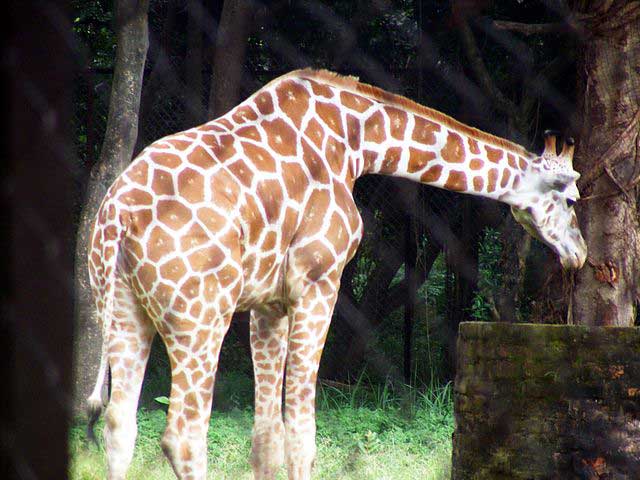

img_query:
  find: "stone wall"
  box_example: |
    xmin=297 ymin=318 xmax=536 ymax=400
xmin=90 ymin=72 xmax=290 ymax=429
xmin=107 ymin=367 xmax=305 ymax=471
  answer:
xmin=452 ymin=322 xmax=640 ymax=479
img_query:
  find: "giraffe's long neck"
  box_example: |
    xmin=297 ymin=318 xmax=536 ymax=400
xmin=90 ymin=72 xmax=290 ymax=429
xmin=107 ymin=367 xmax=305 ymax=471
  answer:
xmin=356 ymin=103 xmax=536 ymax=203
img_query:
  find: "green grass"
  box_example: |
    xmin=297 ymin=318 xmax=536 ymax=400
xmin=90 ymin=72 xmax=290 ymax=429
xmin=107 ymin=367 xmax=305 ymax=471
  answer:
xmin=69 ymin=382 xmax=453 ymax=480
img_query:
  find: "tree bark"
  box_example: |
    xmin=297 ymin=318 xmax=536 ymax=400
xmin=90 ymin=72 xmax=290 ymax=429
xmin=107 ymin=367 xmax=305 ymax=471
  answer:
xmin=135 ymin=0 xmax=177 ymax=153
xmin=185 ymin=0 xmax=205 ymax=126
xmin=72 ymin=0 xmax=149 ymax=417
xmin=572 ymin=0 xmax=640 ymax=327
xmin=208 ymin=0 xmax=254 ymax=118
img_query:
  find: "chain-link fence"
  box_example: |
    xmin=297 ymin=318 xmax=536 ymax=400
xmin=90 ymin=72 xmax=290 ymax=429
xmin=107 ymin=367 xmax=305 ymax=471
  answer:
xmin=10 ymin=0 xmax=640 ymax=477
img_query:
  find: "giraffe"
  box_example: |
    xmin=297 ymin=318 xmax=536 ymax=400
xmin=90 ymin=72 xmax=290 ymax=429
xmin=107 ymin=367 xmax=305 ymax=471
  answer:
xmin=86 ymin=69 xmax=587 ymax=480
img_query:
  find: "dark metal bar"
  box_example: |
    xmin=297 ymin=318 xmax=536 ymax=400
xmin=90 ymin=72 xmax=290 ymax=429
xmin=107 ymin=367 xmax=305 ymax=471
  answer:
xmin=403 ymin=192 xmax=418 ymax=384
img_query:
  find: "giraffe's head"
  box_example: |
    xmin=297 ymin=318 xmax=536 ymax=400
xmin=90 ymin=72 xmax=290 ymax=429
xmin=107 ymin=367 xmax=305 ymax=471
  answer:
xmin=509 ymin=132 xmax=587 ymax=270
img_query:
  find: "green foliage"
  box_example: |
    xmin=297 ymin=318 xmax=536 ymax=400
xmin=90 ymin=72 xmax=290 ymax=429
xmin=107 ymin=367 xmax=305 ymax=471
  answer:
xmin=352 ymin=248 xmax=377 ymax=302
xmin=69 ymin=380 xmax=453 ymax=480
xmin=471 ymin=228 xmax=503 ymax=322
xmin=72 ymin=0 xmax=116 ymax=69
xmin=154 ymin=396 xmax=169 ymax=406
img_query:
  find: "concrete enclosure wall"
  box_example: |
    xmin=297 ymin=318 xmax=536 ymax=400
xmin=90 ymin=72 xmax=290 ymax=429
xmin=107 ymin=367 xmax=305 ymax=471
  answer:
xmin=452 ymin=322 xmax=640 ymax=479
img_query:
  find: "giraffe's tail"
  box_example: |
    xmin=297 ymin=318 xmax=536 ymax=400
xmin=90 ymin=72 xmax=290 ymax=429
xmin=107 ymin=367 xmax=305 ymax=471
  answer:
xmin=86 ymin=204 xmax=126 ymax=446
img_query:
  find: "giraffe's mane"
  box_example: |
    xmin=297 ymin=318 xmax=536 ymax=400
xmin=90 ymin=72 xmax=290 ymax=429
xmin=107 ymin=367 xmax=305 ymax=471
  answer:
xmin=283 ymin=68 xmax=534 ymax=159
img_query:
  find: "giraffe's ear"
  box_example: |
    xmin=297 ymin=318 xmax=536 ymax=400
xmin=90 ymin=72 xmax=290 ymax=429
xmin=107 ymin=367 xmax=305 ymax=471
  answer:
xmin=540 ymin=171 xmax=580 ymax=192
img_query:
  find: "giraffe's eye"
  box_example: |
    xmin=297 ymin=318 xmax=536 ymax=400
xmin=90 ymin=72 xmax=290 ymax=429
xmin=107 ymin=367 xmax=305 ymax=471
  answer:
xmin=566 ymin=198 xmax=577 ymax=208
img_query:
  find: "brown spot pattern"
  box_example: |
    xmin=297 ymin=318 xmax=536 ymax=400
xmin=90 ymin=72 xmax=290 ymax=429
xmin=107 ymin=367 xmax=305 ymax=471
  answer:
xmin=304 ymin=118 xmax=325 ymax=150
xmin=255 ymin=92 xmax=274 ymax=115
xmin=302 ymin=139 xmax=329 ymax=184
xmin=325 ymin=136 xmax=346 ymax=176
xmin=408 ymin=148 xmax=436 ymax=173
xmin=316 ymin=102 xmax=344 ymax=137
xmin=346 ymin=114 xmax=360 ymax=150
xmin=333 ymin=182 xmax=360 ymax=232
xmin=119 ymin=189 xmax=153 ymax=206
xmin=282 ymin=162 xmax=309 ymax=203
xmin=232 ymin=105 xmax=258 ymax=123
xmin=227 ymin=160 xmax=254 ymax=187
xmin=177 ymin=168 xmax=204 ymax=203
xmin=196 ymin=207 xmax=227 ymax=235
xmin=147 ymin=226 xmax=175 ymax=262
xmin=381 ymin=147 xmax=401 ymax=174
xmin=469 ymin=158 xmax=484 ymax=170
xmin=152 ymin=169 xmax=175 ymax=196
xmin=500 ymin=169 xmax=511 ymax=188
xmin=362 ymin=150 xmax=378 ymax=172
xmin=340 ymin=91 xmax=373 ymax=112
xmin=242 ymin=141 xmax=276 ymax=172
xmin=262 ymin=118 xmax=297 ymax=156
xmin=296 ymin=190 xmax=330 ymax=238
xmin=217 ymin=119 xmax=233 ymax=130
xmin=444 ymin=170 xmax=467 ymax=191
xmin=126 ymin=160 xmax=148 ymax=185
xmin=157 ymin=200 xmax=193 ymax=230
xmin=236 ymin=125 xmax=261 ymax=141
xmin=325 ymin=212 xmax=349 ymax=254
xmin=518 ymin=157 xmax=528 ymax=170
xmin=468 ymin=138 xmax=481 ymax=155
xmin=487 ymin=168 xmax=499 ymax=192
xmin=412 ymin=117 xmax=440 ymax=145
xmin=441 ymin=132 xmax=465 ymax=163
xmin=385 ymin=107 xmax=407 ymax=140
xmin=485 ymin=145 xmax=504 ymax=163
xmin=420 ymin=164 xmax=443 ymax=183
xmin=364 ymin=111 xmax=385 ymax=143
xmin=179 ymin=223 xmax=208 ymax=251
xmin=276 ymin=80 xmax=310 ymax=128
xmin=309 ymin=80 xmax=334 ymax=98
xmin=160 ymin=257 xmax=188 ymax=282
xmin=256 ymin=179 xmax=284 ymax=223
xmin=299 ymin=240 xmax=333 ymax=281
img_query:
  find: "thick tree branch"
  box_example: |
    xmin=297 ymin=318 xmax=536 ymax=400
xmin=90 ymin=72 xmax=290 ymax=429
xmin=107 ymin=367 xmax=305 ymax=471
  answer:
xmin=209 ymin=0 xmax=255 ymax=117
xmin=377 ymin=240 xmax=442 ymax=320
xmin=457 ymin=17 xmax=517 ymax=118
xmin=578 ymin=108 xmax=640 ymax=191
xmin=492 ymin=20 xmax=568 ymax=36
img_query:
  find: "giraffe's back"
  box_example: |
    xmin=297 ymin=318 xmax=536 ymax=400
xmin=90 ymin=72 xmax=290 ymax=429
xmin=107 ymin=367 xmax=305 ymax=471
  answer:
xmin=90 ymin=72 xmax=369 ymax=320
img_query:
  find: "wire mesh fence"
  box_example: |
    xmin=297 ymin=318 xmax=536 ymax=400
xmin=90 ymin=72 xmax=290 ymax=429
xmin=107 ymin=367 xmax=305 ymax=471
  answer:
xmin=9 ymin=0 xmax=640 ymax=478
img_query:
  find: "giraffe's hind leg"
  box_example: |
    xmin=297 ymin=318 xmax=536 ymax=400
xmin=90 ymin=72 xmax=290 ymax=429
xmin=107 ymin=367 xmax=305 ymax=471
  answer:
xmin=157 ymin=276 xmax=238 ymax=480
xmin=103 ymin=277 xmax=155 ymax=480
xmin=249 ymin=309 xmax=289 ymax=479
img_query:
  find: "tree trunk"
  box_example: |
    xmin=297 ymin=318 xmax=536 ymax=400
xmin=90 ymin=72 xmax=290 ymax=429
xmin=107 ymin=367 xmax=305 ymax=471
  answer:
xmin=208 ymin=0 xmax=254 ymax=118
xmin=135 ymin=0 xmax=177 ymax=153
xmin=444 ymin=198 xmax=482 ymax=380
xmin=185 ymin=0 xmax=205 ymax=126
xmin=572 ymin=0 xmax=640 ymax=327
xmin=72 ymin=0 xmax=150 ymax=418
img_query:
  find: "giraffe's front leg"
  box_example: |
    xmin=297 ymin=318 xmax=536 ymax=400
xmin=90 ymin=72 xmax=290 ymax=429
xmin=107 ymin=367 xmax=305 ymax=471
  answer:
xmin=249 ymin=309 xmax=289 ymax=479
xmin=284 ymin=285 xmax=338 ymax=480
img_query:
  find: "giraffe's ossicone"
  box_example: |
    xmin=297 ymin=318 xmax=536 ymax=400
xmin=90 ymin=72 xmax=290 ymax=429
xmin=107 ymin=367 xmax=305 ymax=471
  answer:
xmin=87 ymin=69 xmax=586 ymax=480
